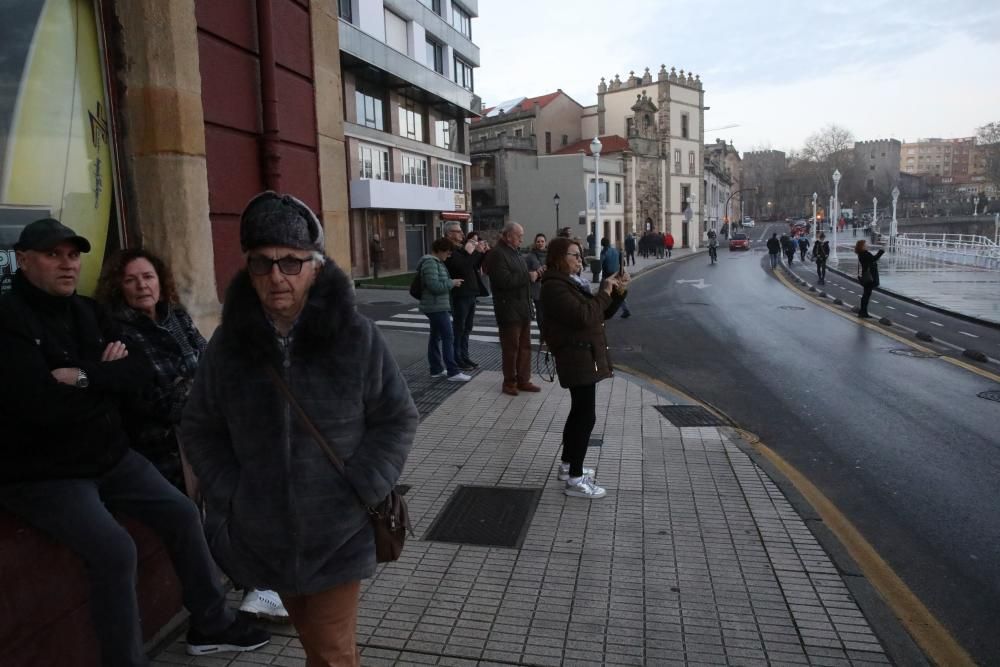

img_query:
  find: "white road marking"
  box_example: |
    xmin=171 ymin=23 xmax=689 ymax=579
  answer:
xmin=676 ymin=279 xmax=712 ymax=289
xmin=846 ymin=290 xmax=856 ymax=294
xmin=905 ymin=313 xmax=919 ymax=318
xmin=872 ymin=299 xmax=880 ymax=304
xmin=959 ymin=331 xmax=979 ymax=338
xmin=377 ymin=320 xmax=539 ymax=335
xmin=886 ymin=305 xmax=896 ymax=310
xmin=930 ymin=321 xmax=944 ymax=327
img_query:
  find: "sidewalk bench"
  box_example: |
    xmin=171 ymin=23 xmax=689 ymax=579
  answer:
xmin=0 ymin=510 xmax=183 ymax=667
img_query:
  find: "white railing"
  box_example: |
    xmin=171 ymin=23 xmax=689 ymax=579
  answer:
xmin=893 ymin=233 xmax=1000 ymax=270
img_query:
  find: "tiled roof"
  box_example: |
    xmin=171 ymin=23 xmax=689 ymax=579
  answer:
xmin=478 ymin=91 xmax=563 ymax=119
xmin=552 ymin=135 xmax=630 ymax=156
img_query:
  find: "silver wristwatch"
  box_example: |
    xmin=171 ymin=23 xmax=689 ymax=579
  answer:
xmin=75 ymin=369 xmax=90 ymax=389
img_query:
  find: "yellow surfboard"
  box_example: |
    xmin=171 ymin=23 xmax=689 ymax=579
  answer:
xmin=2 ymin=0 xmax=114 ymax=296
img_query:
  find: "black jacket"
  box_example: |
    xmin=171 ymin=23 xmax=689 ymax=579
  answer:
xmin=445 ymin=246 xmax=488 ymax=298
xmin=858 ymin=249 xmax=884 ymax=286
xmin=0 ymin=272 xmax=154 ymax=482
xmin=766 ymin=237 xmax=781 ymax=253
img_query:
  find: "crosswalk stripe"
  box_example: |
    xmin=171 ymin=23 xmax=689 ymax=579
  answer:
xmin=376 ymin=320 xmax=540 ymax=336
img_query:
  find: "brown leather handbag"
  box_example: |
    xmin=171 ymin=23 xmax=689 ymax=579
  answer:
xmin=266 ymin=366 xmax=410 ymax=563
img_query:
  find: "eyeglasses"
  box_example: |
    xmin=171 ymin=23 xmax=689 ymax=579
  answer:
xmin=566 ymin=252 xmax=581 ymax=258
xmin=247 ymin=255 xmax=313 ymax=276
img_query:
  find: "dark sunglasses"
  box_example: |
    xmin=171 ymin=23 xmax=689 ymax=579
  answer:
xmin=247 ymin=254 xmax=313 ymax=276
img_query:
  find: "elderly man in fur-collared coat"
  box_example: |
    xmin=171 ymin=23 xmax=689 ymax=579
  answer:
xmin=181 ymin=191 xmax=418 ymax=666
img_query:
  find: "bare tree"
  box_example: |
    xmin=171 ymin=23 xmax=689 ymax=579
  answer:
xmin=802 ymin=124 xmax=854 ymax=165
xmin=976 ymin=121 xmax=1000 ymax=189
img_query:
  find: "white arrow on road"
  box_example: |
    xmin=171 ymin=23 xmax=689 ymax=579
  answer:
xmin=676 ymin=279 xmax=711 ymax=289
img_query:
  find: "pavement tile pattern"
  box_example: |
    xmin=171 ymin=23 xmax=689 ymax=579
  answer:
xmin=154 ymin=355 xmax=891 ymax=665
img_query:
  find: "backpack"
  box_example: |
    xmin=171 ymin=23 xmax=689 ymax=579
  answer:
xmin=408 ymin=259 xmax=425 ymax=300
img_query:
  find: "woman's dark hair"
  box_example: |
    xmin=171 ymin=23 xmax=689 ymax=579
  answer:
xmin=546 ymin=237 xmax=581 ymax=273
xmin=854 ymin=240 xmax=866 ymax=255
xmin=466 ymin=231 xmax=480 ymax=242
xmin=96 ymin=248 xmax=178 ymax=308
xmin=431 ymin=237 xmax=453 ymax=253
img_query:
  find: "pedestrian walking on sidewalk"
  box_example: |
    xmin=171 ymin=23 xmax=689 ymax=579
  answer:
xmin=766 ymin=233 xmax=781 ymax=269
xmin=798 ymin=236 xmax=810 ymax=261
xmin=624 ymin=232 xmax=636 ymax=266
xmin=369 ymin=234 xmax=383 ymax=279
xmin=524 ymin=233 xmax=548 ymax=340
xmin=664 ymin=232 xmax=674 ymax=258
xmin=483 ymin=222 xmax=542 ymax=396
xmin=855 ymin=239 xmax=884 ymax=318
xmin=420 ymin=238 xmax=472 ymax=382
xmin=540 ymin=238 xmax=629 ymax=499
xmin=444 ymin=222 xmax=488 ymax=371
xmin=781 ymin=234 xmax=795 ymax=265
xmin=182 ymin=192 xmax=418 ymax=666
xmin=811 ymin=232 xmax=829 ymax=284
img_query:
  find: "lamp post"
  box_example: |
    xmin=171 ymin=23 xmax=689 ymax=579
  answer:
xmin=890 ymin=186 xmax=899 ymax=251
xmin=832 ymin=169 xmax=841 ymax=262
xmin=973 ymin=194 xmax=980 ymax=216
xmin=591 ymin=136 xmax=603 ymax=254
xmin=553 ymin=193 xmax=560 ymax=236
xmin=872 ymin=196 xmax=878 ymax=239
xmin=811 ymin=192 xmax=818 ymax=238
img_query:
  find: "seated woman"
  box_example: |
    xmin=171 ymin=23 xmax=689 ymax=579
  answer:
xmin=97 ymin=249 xmax=289 ymax=623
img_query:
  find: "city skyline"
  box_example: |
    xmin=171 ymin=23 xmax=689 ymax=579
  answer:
xmin=475 ymin=0 xmax=1000 ymax=152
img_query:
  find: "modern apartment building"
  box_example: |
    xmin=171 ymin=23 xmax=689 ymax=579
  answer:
xmin=338 ymin=0 xmax=481 ymax=275
xmin=901 ymin=137 xmax=974 ymax=181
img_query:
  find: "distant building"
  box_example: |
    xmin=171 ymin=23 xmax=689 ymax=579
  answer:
xmin=741 ymin=150 xmax=786 ymax=219
xmin=705 ymin=139 xmax=741 ymax=223
xmin=901 ymin=137 xmax=974 ymax=181
xmin=853 ymin=139 xmax=901 ymax=199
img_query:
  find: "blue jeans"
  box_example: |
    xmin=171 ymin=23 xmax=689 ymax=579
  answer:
xmin=426 ymin=310 xmax=459 ymax=376
xmin=769 ymin=252 xmax=779 ymax=268
xmin=451 ymin=295 xmax=477 ymax=364
xmin=0 ymin=450 xmax=234 ymax=666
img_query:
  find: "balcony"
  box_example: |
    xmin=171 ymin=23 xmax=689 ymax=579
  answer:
xmin=470 ymin=135 xmax=536 ymax=153
xmin=471 ymin=175 xmax=495 ymax=191
xmin=339 ymin=20 xmax=479 ymax=116
xmin=350 ymin=178 xmax=463 ymax=211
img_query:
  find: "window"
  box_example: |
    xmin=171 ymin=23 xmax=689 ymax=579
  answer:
xmin=398 ymin=100 xmax=423 ymax=142
xmin=681 ymin=113 xmax=689 ymax=139
xmin=358 ymin=144 xmax=389 ymax=180
xmin=681 ymin=185 xmax=691 ymax=211
xmin=615 ymin=182 xmax=622 ymax=204
xmin=434 ymin=119 xmax=455 ymax=150
xmin=545 ymin=131 xmax=551 ymax=154
xmin=402 ymin=154 xmax=428 ymax=185
xmin=338 ymin=0 xmax=352 ymax=22
xmin=425 ymin=37 xmax=443 ymax=74
xmin=626 ymin=118 xmax=634 ymax=136
xmin=688 ymin=151 xmax=695 ymax=175
xmin=674 ymin=149 xmax=681 ymax=173
xmin=438 ymin=162 xmax=464 ymax=191
xmin=451 ymin=4 xmax=471 ymax=38
xmin=514 ymin=128 xmax=523 ymax=138
xmin=588 ymin=178 xmax=608 ymax=207
xmin=355 ymin=90 xmax=385 ymax=130
xmin=453 ymin=57 xmax=474 ymax=91
xmin=417 ymin=0 xmax=441 ymax=14
xmin=384 ymin=10 xmax=408 ymax=54
xmin=562 ymin=134 xmax=568 ymax=146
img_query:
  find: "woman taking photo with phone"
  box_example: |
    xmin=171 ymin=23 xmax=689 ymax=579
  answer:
xmin=854 ymin=239 xmax=884 ymax=318
xmin=540 ymin=237 xmax=628 ymax=499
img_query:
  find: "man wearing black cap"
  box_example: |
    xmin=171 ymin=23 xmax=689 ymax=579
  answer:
xmin=0 ymin=218 xmax=269 ymax=665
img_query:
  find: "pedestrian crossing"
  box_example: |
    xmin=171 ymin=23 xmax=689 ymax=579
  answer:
xmin=376 ymin=303 xmax=540 ymax=344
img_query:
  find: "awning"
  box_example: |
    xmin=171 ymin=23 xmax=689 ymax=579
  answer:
xmin=441 ymin=211 xmax=471 ymax=221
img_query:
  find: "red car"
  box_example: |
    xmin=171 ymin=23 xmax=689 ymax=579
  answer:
xmin=729 ymin=232 xmax=750 ymax=250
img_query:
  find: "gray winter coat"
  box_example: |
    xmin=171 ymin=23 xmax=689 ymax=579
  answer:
xmin=483 ymin=240 xmax=533 ymax=324
xmin=418 ymin=255 xmax=452 ymax=314
xmin=180 ymin=261 xmax=418 ymax=596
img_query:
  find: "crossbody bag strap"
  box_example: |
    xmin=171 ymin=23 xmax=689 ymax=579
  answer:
xmin=265 ymin=364 xmax=349 ymax=478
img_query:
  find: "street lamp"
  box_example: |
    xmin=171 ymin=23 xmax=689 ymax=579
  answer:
xmin=973 ymin=194 xmax=980 ymax=216
xmin=811 ymin=192 xmax=818 ymax=238
xmin=890 ymin=186 xmax=900 ymax=251
xmin=590 ymin=136 xmax=603 ymax=254
xmin=872 ymin=196 xmax=878 ymax=238
xmin=553 ymin=193 xmax=560 ymax=236
xmin=832 ymin=169 xmax=841 ymax=262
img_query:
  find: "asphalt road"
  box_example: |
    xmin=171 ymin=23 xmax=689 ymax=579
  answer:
xmin=606 ymin=234 xmax=1000 ymax=664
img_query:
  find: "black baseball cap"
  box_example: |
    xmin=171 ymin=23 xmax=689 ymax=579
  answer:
xmin=13 ymin=218 xmax=91 ymax=253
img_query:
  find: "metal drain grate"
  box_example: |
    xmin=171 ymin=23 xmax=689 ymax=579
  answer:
xmin=978 ymin=390 xmax=1000 ymax=403
xmin=890 ymin=349 xmax=939 ymax=359
xmin=779 ymin=305 xmax=806 ymax=310
xmin=653 ymin=405 xmax=725 ymax=427
xmin=423 ymin=486 xmax=542 ymax=548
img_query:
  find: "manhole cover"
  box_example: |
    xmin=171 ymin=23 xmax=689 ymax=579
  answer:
xmin=653 ymin=405 xmax=725 ymax=427
xmin=779 ymin=306 xmax=806 ymax=311
xmin=890 ymin=349 xmax=939 ymax=359
xmin=978 ymin=390 xmax=1000 ymax=403
xmin=424 ymin=486 xmax=542 ymax=548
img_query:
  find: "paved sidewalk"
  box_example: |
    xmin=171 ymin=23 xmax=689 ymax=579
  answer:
xmin=153 ymin=366 xmax=891 ymax=666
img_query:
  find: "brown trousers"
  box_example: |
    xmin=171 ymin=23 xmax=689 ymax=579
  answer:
xmin=280 ymin=581 xmax=361 ymax=667
xmin=498 ymin=320 xmax=532 ymax=386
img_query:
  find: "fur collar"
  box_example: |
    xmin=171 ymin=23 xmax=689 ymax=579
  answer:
xmin=219 ymin=260 xmax=358 ymax=363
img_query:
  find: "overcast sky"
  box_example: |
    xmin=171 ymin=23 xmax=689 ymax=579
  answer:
xmin=474 ymin=0 xmax=1000 ymax=152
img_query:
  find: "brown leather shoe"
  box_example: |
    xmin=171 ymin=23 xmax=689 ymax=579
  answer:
xmin=502 ymin=384 xmax=519 ymax=396
xmin=517 ymin=382 xmax=541 ymax=392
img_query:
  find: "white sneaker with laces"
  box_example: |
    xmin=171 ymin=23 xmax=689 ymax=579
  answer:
xmin=557 ymin=463 xmax=595 ymax=481
xmin=447 ymin=372 xmax=472 ymax=382
xmin=239 ymin=589 xmax=289 ymax=622
xmin=564 ymin=476 xmax=606 ymax=499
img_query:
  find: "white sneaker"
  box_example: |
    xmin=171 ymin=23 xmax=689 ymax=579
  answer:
xmin=239 ymin=589 xmax=289 ymax=622
xmin=447 ymin=372 xmax=472 ymax=382
xmin=557 ymin=463 xmax=595 ymax=481
xmin=564 ymin=476 xmax=606 ymax=499
xmin=430 ymin=371 xmax=448 ymax=378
